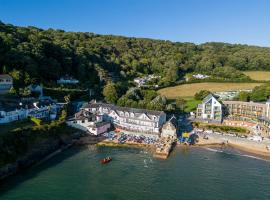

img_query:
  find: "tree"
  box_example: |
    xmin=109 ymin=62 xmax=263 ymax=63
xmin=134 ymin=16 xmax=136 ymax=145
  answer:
xmin=142 ymin=90 xmax=157 ymax=101
xmin=2 ymin=65 xmax=8 ymax=73
xmin=2 ymin=21 xmax=270 ymax=102
xmin=19 ymin=87 xmax=31 ymax=97
xmin=64 ymin=95 xmax=71 ymax=104
xmin=194 ymin=90 xmax=211 ymax=100
xmin=176 ymin=97 xmax=187 ymax=111
xmin=238 ymin=91 xmax=250 ymax=102
xmin=164 ymin=65 xmax=179 ymax=83
xmin=59 ymin=109 xmax=67 ymax=122
xmin=117 ymin=96 xmax=128 ymax=107
xmin=103 ymin=82 xmax=119 ymax=104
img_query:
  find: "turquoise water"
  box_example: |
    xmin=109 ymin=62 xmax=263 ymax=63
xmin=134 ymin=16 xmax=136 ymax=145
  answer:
xmin=1 ymin=146 xmax=270 ymax=200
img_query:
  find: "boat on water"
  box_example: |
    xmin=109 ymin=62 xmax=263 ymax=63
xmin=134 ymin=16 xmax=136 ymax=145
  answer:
xmin=100 ymin=157 xmax=112 ymax=164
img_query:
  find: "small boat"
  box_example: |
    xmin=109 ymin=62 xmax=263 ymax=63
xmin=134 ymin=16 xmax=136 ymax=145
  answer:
xmin=100 ymin=157 xmax=112 ymax=164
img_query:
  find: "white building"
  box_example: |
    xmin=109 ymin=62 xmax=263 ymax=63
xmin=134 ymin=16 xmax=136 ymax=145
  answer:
xmin=192 ymin=74 xmax=210 ymax=79
xmin=0 ymin=74 xmax=13 ymax=94
xmin=67 ymin=110 xmax=111 ymax=135
xmin=196 ymin=94 xmax=223 ymax=123
xmin=134 ymin=77 xmax=146 ymax=87
xmin=161 ymin=116 xmax=178 ymax=139
xmin=0 ymin=99 xmax=59 ymax=124
xmin=57 ymin=75 xmax=79 ymax=85
xmin=81 ymin=102 xmax=167 ymax=135
xmin=0 ymin=108 xmax=26 ymax=124
xmin=134 ymin=74 xmax=160 ymax=88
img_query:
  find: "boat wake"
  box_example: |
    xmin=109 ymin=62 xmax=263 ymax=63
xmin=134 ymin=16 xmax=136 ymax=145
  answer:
xmin=144 ymin=159 xmax=148 ymax=168
xmin=204 ymin=147 xmax=223 ymax=153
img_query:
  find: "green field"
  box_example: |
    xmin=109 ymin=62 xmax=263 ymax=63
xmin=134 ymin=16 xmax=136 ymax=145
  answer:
xmin=243 ymin=71 xmax=270 ymax=81
xmin=158 ymin=82 xmax=262 ymax=99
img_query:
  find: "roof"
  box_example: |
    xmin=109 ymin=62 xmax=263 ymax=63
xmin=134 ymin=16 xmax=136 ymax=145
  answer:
xmin=0 ymin=74 xmax=12 ymax=80
xmin=202 ymin=93 xmax=218 ymax=104
xmin=75 ymin=110 xmax=95 ymax=121
xmin=59 ymin=75 xmax=78 ymax=80
xmin=167 ymin=115 xmax=177 ymax=128
xmin=29 ymin=84 xmax=42 ymax=90
xmin=82 ymin=102 xmax=165 ymax=116
xmin=88 ymin=121 xmax=110 ymax=128
xmin=223 ymin=100 xmax=266 ymax=107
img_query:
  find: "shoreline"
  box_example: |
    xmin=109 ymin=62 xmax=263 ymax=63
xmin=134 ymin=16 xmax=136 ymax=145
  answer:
xmin=76 ymin=135 xmax=270 ymax=160
xmin=227 ymin=143 xmax=270 ymax=160
xmin=195 ymin=136 xmax=270 ymax=160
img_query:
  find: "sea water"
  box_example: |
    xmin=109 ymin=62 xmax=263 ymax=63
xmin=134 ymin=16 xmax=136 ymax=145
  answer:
xmin=1 ymin=146 xmax=270 ymax=200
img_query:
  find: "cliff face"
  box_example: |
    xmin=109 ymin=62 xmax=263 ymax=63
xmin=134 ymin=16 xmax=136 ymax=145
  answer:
xmin=0 ymin=131 xmax=81 ymax=181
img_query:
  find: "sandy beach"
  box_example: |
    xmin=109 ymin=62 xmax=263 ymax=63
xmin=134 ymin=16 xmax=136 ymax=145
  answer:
xmin=196 ymin=133 xmax=270 ymax=159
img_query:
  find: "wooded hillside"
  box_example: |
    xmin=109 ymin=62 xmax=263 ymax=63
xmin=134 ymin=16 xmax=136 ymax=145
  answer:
xmin=1 ymin=21 xmax=270 ymax=88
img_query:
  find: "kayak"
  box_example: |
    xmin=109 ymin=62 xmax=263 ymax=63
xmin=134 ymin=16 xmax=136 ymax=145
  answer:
xmin=100 ymin=157 xmax=112 ymax=164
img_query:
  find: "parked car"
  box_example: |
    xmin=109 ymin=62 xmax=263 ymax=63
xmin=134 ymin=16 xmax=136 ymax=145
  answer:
xmin=203 ymin=134 xmax=209 ymax=140
xmin=240 ymin=135 xmax=247 ymax=138
xmin=247 ymin=135 xmax=263 ymax=142
xmin=204 ymin=130 xmax=213 ymax=134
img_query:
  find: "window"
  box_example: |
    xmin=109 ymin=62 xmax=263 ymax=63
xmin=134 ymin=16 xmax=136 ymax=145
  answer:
xmin=125 ymin=112 xmax=129 ymax=117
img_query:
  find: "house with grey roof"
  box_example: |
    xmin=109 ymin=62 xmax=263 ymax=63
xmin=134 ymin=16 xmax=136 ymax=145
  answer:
xmin=57 ymin=75 xmax=79 ymax=85
xmin=0 ymin=74 xmax=13 ymax=94
xmin=28 ymin=84 xmax=43 ymax=97
xmin=0 ymin=98 xmax=59 ymax=124
xmin=67 ymin=109 xmax=111 ymax=135
xmin=196 ymin=94 xmax=223 ymax=123
xmin=81 ymin=102 xmax=166 ymax=135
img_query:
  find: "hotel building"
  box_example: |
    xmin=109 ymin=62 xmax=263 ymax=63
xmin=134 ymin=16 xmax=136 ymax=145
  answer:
xmin=80 ymin=102 xmax=167 ymax=135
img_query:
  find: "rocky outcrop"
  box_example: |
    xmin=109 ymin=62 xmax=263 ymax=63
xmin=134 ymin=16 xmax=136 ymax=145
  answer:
xmin=0 ymin=132 xmax=81 ymax=181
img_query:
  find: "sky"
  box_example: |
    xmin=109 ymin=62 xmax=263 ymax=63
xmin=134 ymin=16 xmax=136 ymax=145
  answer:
xmin=0 ymin=0 xmax=269 ymax=47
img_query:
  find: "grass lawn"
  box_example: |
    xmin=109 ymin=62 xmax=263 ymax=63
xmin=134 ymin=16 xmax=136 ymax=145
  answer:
xmin=184 ymin=98 xmax=201 ymax=113
xmin=158 ymin=82 xmax=262 ymax=99
xmin=243 ymin=71 xmax=270 ymax=81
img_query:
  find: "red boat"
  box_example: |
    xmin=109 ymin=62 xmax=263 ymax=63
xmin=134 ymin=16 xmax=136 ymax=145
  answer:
xmin=100 ymin=157 xmax=112 ymax=164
